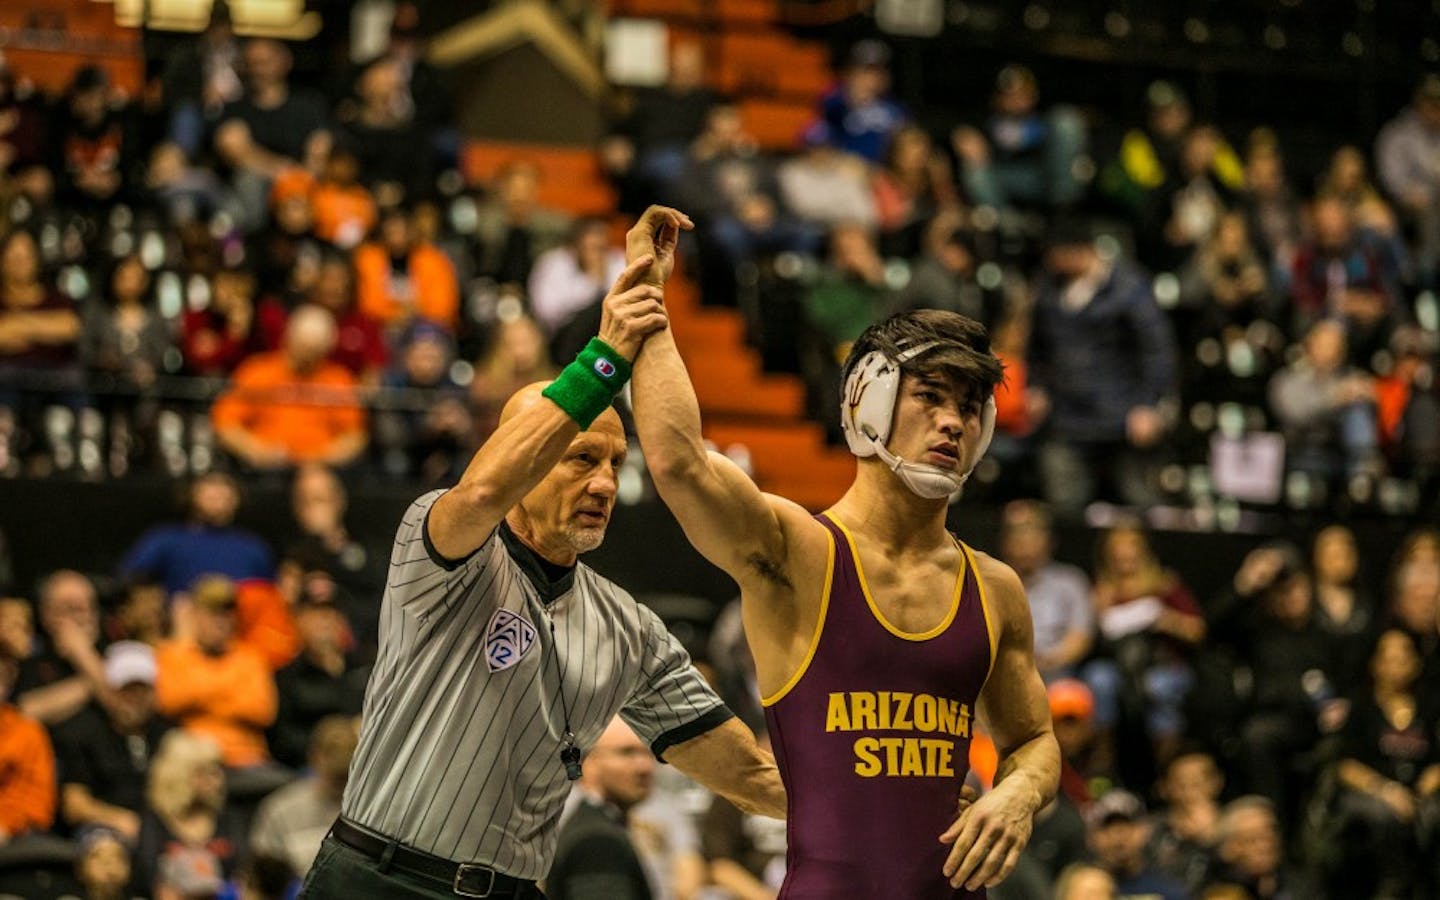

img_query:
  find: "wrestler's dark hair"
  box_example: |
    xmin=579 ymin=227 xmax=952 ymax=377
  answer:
xmin=842 ymin=309 xmax=1005 ymax=405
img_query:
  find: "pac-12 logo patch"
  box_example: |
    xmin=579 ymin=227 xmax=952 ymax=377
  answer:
xmin=485 ymin=608 xmax=538 ymax=672
xmin=594 ymin=358 xmax=616 ymax=378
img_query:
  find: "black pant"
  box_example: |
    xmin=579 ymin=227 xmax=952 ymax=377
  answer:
xmin=299 ymin=836 xmax=548 ymax=899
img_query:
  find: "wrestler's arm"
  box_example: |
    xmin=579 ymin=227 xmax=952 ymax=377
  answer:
xmin=626 ymin=206 xmax=803 ymax=584
xmin=941 ymin=554 xmax=1059 ymax=891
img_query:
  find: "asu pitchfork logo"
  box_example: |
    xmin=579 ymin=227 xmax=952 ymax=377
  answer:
xmin=485 ymin=608 xmax=538 ymax=673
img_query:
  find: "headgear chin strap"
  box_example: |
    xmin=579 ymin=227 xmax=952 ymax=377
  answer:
xmin=841 ymin=341 xmax=997 ymax=500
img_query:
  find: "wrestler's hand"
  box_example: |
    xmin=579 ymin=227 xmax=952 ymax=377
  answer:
xmin=939 ymin=782 xmax=1035 ymax=891
xmin=599 ymin=253 xmax=669 ymax=361
xmin=625 ymin=205 xmax=694 ymax=288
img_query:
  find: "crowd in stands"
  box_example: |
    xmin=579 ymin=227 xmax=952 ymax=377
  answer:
xmin=2 ymin=2 xmax=1440 ymax=898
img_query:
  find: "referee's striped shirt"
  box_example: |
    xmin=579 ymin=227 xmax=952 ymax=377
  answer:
xmin=342 ymin=490 xmax=732 ymax=880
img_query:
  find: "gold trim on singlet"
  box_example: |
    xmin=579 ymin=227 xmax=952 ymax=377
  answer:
xmin=960 ymin=541 xmax=1000 ymax=685
xmin=759 ymin=527 xmax=836 ymax=707
xmin=827 ymin=514 xmax=964 ymax=642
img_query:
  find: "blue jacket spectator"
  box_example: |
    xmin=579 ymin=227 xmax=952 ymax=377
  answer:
xmin=119 ymin=472 xmax=273 ymax=596
xmin=816 ymin=41 xmax=907 ymax=164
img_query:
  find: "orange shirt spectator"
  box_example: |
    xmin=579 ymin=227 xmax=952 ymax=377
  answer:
xmin=354 ymin=207 xmax=459 ymax=330
xmin=312 ymin=182 xmax=377 ymax=250
xmin=236 ymin=579 xmax=300 ymax=671
xmin=212 ymin=306 xmax=368 ymax=469
xmin=156 ymin=577 xmax=278 ymax=768
xmin=0 ymin=702 xmax=57 ymax=838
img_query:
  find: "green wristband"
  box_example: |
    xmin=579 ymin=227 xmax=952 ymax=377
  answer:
xmin=542 ymin=338 xmax=632 ymax=428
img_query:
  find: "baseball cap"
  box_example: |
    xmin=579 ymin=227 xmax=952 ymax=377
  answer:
xmin=1146 ymin=80 xmax=1187 ymax=109
xmin=189 ymin=574 xmax=237 ymax=610
xmin=1417 ymin=73 xmax=1440 ymax=103
xmin=1086 ymin=789 xmax=1146 ymax=827
xmin=104 ymin=641 xmax=157 ymax=689
xmin=995 ymin=64 xmax=1036 ymax=94
xmin=1048 ymin=679 xmax=1094 ymax=721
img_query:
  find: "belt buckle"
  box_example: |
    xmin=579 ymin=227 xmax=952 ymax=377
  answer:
xmin=453 ymin=863 xmax=497 ymax=898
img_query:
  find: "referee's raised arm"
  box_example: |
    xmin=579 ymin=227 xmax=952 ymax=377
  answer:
xmin=426 ymin=254 xmax=668 ymax=562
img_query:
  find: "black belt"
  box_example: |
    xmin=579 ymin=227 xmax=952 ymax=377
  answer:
xmin=329 ymin=817 xmax=538 ymax=898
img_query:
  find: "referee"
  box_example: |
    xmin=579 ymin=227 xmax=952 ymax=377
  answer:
xmin=299 ymin=244 xmax=784 ymax=900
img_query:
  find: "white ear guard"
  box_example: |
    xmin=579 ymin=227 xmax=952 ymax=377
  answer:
xmin=840 ymin=342 xmax=997 ymax=492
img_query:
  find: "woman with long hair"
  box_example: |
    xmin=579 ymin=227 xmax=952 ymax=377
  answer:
xmin=133 ymin=731 xmax=246 ymax=899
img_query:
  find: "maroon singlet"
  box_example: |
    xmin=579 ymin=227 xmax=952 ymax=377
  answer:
xmin=763 ymin=513 xmax=996 ymax=899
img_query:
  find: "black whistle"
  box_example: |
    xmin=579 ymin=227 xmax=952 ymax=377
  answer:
xmin=560 ymin=744 xmax=582 ymax=781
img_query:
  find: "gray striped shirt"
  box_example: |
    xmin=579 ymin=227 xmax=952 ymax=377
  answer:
xmin=342 ymin=490 xmax=730 ymax=880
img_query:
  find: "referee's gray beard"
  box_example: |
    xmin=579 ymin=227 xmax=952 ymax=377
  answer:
xmin=563 ymin=524 xmax=606 ymax=554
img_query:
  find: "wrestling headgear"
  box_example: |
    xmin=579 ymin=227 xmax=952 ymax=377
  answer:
xmin=840 ymin=341 xmax=996 ymax=499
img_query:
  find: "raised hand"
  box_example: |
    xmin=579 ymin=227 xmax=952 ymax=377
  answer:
xmin=599 ymin=254 xmax=669 ymax=361
xmin=624 ymin=205 xmax=694 ymax=288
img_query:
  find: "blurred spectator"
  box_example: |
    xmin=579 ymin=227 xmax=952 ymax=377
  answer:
xmin=376 ymin=320 xmax=471 ymax=482
xmin=212 ymin=305 xmax=368 ymax=470
xmin=269 ymin=583 xmax=367 ymax=769
xmin=630 ymin=770 xmax=707 ymax=900
xmin=82 ymin=253 xmax=169 ymax=476
xmin=155 ymin=575 xmax=278 ymax=768
xmin=250 ymin=714 xmax=357 ymax=875
xmin=1209 ymin=545 xmax=1337 ymax=820
xmin=48 ymin=66 xmax=133 ymax=211
xmin=161 ymin=1 xmax=242 ymax=157
xmin=1149 ymin=750 xmax=1224 ymax=895
xmin=53 ymin=641 xmax=172 ymax=842
xmin=1375 ymin=73 xmax=1440 ymax=287
xmin=1330 ymin=629 xmax=1439 ymax=898
xmin=1155 ymin=126 xmax=1236 ymax=270
xmin=1100 ymin=81 xmax=1244 ymax=232
xmin=249 ymin=188 xmax=324 ymax=302
xmin=0 ymin=229 xmax=83 ymax=475
xmin=999 ymin=501 xmax=1093 ymax=680
xmin=816 ymin=40 xmax=906 ymax=164
xmin=349 ymin=2 xmax=452 ymax=157
xmin=1049 ymin=679 xmax=1105 ymax=805
xmin=73 ymin=827 xmax=139 ymax=900
xmin=1027 ymin=223 xmax=1177 ymax=513
xmin=180 ymin=266 xmax=262 ymax=377
xmin=1239 ymin=141 xmax=1304 ymax=284
xmin=235 ymin=854 xmax=295 ymax=900
xmin=1083 ymin=523 xmax=1204 ymax=768
xmin=1289 ymin=196 xmax=1400 ymax=366
xmin=549 ymin=718 xmax=656 ymax=900
xmin=0 ymin=54 xmax=48 ymax=183
xmin=213 ymin=38 xmax=330 ymax=227
xmin=803 ymin=223 xmax=894 ymax=353
xmin=679 ymin=102 xmax=816 ymax=271
xmin=702 ymin=733 xmax=786 ymax=898
xmin=952 ymin=64 xmax=1087 ymax=212
xmin=354 ymin=205 xmax=460 ymax=332
xmin=1268 ymin=319 xmax=1382 ymax=491
xmin=469 ymin=312 xmax=556 ymax=438
xmin=1319 ymin=145 xmax=1401 ymax=243
xmin=777 ymin=129 xmax=878 ymax=230
xmin=13 ymin=569 xmax=106 ymax=726
xmin=0 ymin=645 xmax=56 ymax=843
xmin=1053 ymin=863 xmax=1117 ymax=900
xmin=119 ymin=471 xmax=274 ymax=596
xmin=528 ymin=217 xmax=626 ymax=338
xmin=0 ymin=595 xmax=31 ymax=660
xmin=1177 ymin=212 xmax=1275 ymax=346
xmin=309 ymin=145 xmax=377 ymax=250
xmin=893 ymin=212 xmax=991 ymax=324
xmin=110 ymin=581 xmax=168 ymax=647
xmin=873 ymin=124 xmax=958 ymax=256
xmin=1085 ymin=790 xmax=1186 ymax=900
xmin=1205 ymin=797 xmax=1307 ymax=900
xmin=1387 ymin=561 xmax=1440 ymax=696
xmin=283 ymin=464 xmax=382 ymax=645
xmin=1376 ymin=326 xmax=1440 ymax=490
xmin=605 ymin=41 xmax=717 ymax=205
xmin=133 ymin=731 xmax=245 ymax=897
xmin=1310 ymin=524 xmax=1375 ymax=688
xmin=146 ymin=140 xmax=229 ymax=226
xmin=298 ymin=252 xmax=387 ymax=386
xmin=472 ymin=161 xmax=572 ymax=286
xmin=338 ymin=59 xmax=427 ymax=202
